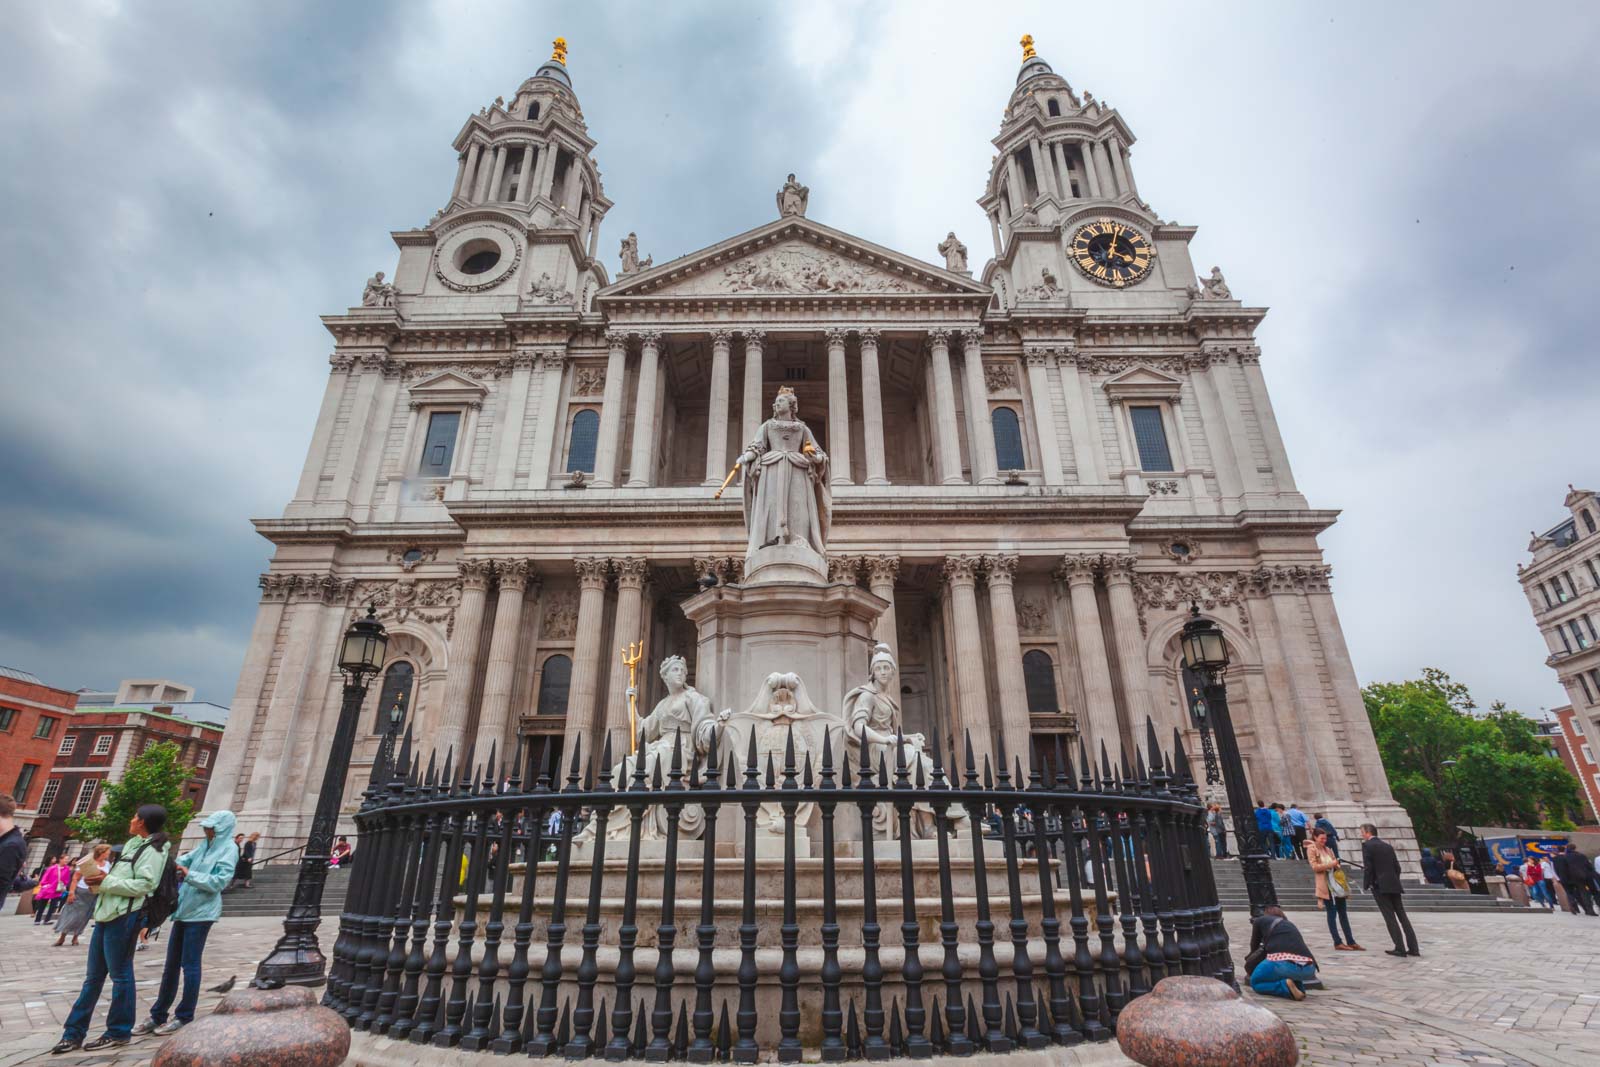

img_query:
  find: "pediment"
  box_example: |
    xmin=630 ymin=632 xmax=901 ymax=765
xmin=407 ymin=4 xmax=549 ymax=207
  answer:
xmin=407 ymin=370 xmax=489 ymax=403
xmin=1102 ymin=364 xmax=1183 ymax=399
xmin=598 ymin=217 xmax=990 ymax=301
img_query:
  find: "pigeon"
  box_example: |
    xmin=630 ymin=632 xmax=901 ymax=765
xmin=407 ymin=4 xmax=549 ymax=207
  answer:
xmin=208 ymin=975 xmax=237 ymax=994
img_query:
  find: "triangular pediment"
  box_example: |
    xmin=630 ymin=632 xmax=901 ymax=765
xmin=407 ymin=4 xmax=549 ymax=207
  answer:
xmin=407 ymin=370 xmax=489 ymax=400
xmin=598 ymin=216 xmax=990 ymax=301
xmin=1102 ymin=364 xmax=1183 ymax=399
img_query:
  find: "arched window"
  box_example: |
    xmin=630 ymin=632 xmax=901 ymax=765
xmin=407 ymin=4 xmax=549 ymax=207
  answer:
xmin=1022 ymin=650 xmax=1059 ymax=714
xmin=373 ymin=661 xmax=414 ymax=733
xmin=1584 ymin=509 xmax=1596 ymax=535
xmin=1047 ymin=98 xmax=1061 ymax=117
xmin=536 ymin=655 xmax=573 ymax=716
xmin=992 ymin=406 xmax=1025 ymax=471
xmin=566 ymin=410 xmax=599 ymax=472
xmin=528 ymin=102 xmax=541 ymax=120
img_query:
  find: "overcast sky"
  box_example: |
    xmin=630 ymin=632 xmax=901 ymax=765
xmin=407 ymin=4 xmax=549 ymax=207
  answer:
xmin=2 ymin=2 xmax=1597 ymax=717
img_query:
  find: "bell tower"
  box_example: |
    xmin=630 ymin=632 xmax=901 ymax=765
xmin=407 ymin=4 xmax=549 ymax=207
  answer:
xmin=977 ymin=35 xmax=1145 ymax=255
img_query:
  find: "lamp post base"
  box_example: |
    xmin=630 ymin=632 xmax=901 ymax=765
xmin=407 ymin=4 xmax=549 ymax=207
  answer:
xmin=252 ymin=936 xmax=329 ymax=989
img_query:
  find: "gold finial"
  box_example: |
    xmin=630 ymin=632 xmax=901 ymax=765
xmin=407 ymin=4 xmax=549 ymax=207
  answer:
xmin=1020 ymin=34 xmax=1037 ymax=61
xmin=551 ymin=37 xmax=568 ymax=65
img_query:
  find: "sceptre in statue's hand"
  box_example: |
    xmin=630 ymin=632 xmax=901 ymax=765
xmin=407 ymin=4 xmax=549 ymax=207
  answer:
xmin=713 ymin=461 xmax=741 ymax=499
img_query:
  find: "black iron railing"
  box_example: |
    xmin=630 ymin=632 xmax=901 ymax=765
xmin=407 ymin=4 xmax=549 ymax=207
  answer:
xmin=324 ymin=718 xmax=1228 ymax=1060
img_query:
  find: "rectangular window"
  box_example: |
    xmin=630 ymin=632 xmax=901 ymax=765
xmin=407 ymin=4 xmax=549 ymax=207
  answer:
xmin=37 ymin=778 xmax=61 ymax=814
xmin=92 ymin=734 xmax=114 ymax=756
xmin=33 ymin=716 xmax=57 ymax=740
xmin=1129 ymin=406 xmax=1174 ymax=471
xmin=1586 ymin=616 xmax=1598 ymax=642
xmin=197 ymin=749 xmax=210 ymax=769
xmin=0 ymin=707 xmax=14 ymax=731
xmin=71 ymin=779 xmax=100 ymax=815
xmin=1583 ymin=673 xmax=1597 ymax=704
xmin=13 ymin=763 xmax=38 ymax=799
xmin=1571 ymin=621 xmax=1590 ymax=650
xmin=1558 ymin=626 xmax=1574 ymax=654
xmin=1541 ymin=583 xmax=1555 ymax=609
xmin=1565 ymin=572 xmax=1579 ymax=599
xmin=1584 ymin=743 xmax=1597 ymax=766
xmin=416 ymin=411 xmax=461 ymax=478
xmin=57 ymin=734 xmax=75 ymax=755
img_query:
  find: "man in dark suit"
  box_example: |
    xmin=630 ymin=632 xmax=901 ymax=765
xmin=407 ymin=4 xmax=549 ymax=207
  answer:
xmin=1361 ymin=824 xmax=1420 ymax=957
xmin=1556 ymin=845 xmax=1598 ymax=915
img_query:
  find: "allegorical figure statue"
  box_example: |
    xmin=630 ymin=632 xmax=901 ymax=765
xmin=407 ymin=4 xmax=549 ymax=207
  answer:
xmin=843 ymin=643 xmax=956 ymax=838
xmin=362 ymin=271 xmax=395 ymax=307
xmin=619 ymin=231 xmax=652 ymax=275
xmin=938 ymin=231 xmax=968 ymax=273
xmin=776 ymin=172 xmax=809 ymax=217
xmin=734 ymin=672 xmax=833 ymax=834
xmin=739 ymin=387 xmax=830 ymax=559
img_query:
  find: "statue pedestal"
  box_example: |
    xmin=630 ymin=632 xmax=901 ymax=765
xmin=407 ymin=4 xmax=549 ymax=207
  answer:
xmin=682 ymin=580 xmax=886 ymax=728
xmin=743 ymin=542 xmax=827 ymax=585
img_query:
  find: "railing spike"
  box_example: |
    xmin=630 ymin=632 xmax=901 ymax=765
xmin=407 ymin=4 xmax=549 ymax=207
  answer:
xmin=1052 ymin=734 xmax=1067 ymax=789
xmin=995 ymin=729 xmax=1012 ymax=789
xmin=673 ymin=1001 xmax=689 ymax=1059
xmin=440 ymin=745 xmax=454 ymax=791
xmin=929 ymin=995 xmax=945 ymax=1053
xmin=746 ymin=729 xmax=760 ymax=774
xmin=566 ymin=733 xmax=583 ymax=791
xmin=1099 ymin=739 xmax=1114 ymax=786
xmin=484 ymin=740 xmax=498 ymax=792
xmin=915 ymin=752 xmax=927 ymax=789
xmin=459 ymin=741 xmax=476 ymax=792
xmin=424 ymin=748 xmax=438 ymax=786
xmin=1014 ymin=755 xmax=1026 ymax=791
xmin=841 ymin=756 xmax=853 ymax=790
xmin=651 ymin=756 xmax=665 ymax=792
xmin=889 ymin=996 xmax=904 ymax=1056
xmin=765 ymin=749 xmax=777 ymax=790
xmin=845 ymin=998 xmax=861 ymax=1059
xmin=1077 ymin=737 xmax=1094 ymax=791
xmin=803 ymin=751 xmax=814 ymax=789
xmin=982 ymin=755 xmax=993 ymax=791
xmin=508 ymin=734 xmax=525 ymax=792
xmin=964 ymin=992 xmax=981 ymax=1047
xmin=1146 ymin=716 xmax=1164 ymax=774
xmin=877 ymin=751 xmax=890 ymax=793
xmin=556 ymin=1001 xmax=570 ymax=1049
xmin=784 ymin=723 xmax=797 ymax=775
xmin=820 ymin=727 xmax=835 ymax=783
xmin=717 ymin=1002 xmax=732 ymax=1060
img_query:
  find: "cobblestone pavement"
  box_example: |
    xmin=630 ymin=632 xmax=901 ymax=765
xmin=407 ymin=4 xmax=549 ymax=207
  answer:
xmin=0 ymin=905 xmax=1595 ymax=1066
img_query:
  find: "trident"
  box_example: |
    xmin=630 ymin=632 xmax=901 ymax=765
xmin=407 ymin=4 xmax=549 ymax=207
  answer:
xmin=621 ymin=641 xmax=643 ymax=754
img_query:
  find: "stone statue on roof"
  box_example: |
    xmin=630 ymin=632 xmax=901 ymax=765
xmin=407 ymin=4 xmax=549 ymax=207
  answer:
xmin=777 ymin=173 xmax=809 ymax=218
xmin=938 ymin=232 xmax=968 ymax=273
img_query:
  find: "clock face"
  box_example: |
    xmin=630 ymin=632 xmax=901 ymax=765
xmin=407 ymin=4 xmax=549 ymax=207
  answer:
xmin=1069 ymin=220 xmax=1154 ymax=288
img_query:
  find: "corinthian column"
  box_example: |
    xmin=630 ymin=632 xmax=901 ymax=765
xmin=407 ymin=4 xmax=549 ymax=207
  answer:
xmin=1099 ymin=553 xmax=1149 ymax=755
xmin=604 ymin=558 xmax=650 ymax=747
xmin=928 ymin=330 xmax=964 ymax=484
xmin=1024 ymin=348 xmax=1065 ymax=484
xmin=436 ymin=559 xmax=494 ymax=760
xmin=703 ymin=329 xmax=732 ymax=484
xmin=858 ymin=329 xmax=888 ymax=485
xmin=961 ymin=329 xmax=1000 ymax=484
xmin=475 ymin=560 xmax=535 ymax=754
xmin=826 ymin=328 xmax=852 ymax=484
xmin=943 ymin=555 xmax=992 ymax=766
xmin=565 ymin=558 xmax=611 ymax=757
xmin=1057 ymin=554 xmax=1120 ymax=760
xmin=626 ymin=331 xmax=662 ymax=487
xmin=983 ymin=555 xmax=1033 ymax=773
xmin=864 ymin=555 xmax=900 ymax=666
xmin=593 ymin=330 xmax=629 ymax=487
xmin=741 ymin=331 xmax=766 ymax=447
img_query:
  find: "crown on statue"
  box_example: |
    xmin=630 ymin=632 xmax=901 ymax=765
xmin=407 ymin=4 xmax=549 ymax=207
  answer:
xmin=777 ymin=386 xmax=796 ymax=398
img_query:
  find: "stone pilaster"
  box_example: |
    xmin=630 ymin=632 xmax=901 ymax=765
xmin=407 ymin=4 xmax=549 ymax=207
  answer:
xmin=1023 ymin=348 xmax=1065 ymax=484
xmin=983 ymin=554 xmax=1032 ymax=773
xmin=593 ymin=330 xmax=628 ymax=487
xmin=928 ymin=330 xmax=964 ymax=484
xmin=604 ymin=558 xmax=650 ymax=748
xmin=858 ymin=329 xmax=888 ymax=485
xmin=526 ymin=350 xmax=566 ymax=488
xmin=943 ymin=555 xmax=992 ymax=767
xmin=864 ymin=555 xmax=901 ymax=668
xmin=434 ymin=559 xmax=494 ymax=760
xmin=1099 ymin=552 xmax=1149 ymax=758
xmin=961 ymin=329 xmax=1000 ymax=485
xmin=476 ymin=560 xmax=536 ymax=754
xmin=210 ymin=576 xmax=292 ymax=811
xmin=1056 ymin=553 xmax=1120 ymax=761
xmin=565 ymin=558 xmax=612 ymax=759
xmin=626 ymin=331 xmax=662 ymax=487
xmin=826 ymin=328 xmax=852 ymax=484
xmin=704 ymin=329 xmax=732 ymax=484
xmin=741 ymin=331 xmax=766 ymax=447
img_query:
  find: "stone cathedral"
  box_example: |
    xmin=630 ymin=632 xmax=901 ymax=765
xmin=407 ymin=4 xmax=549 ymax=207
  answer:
xmin=208 ymin=36 xmax=1416 ymax=864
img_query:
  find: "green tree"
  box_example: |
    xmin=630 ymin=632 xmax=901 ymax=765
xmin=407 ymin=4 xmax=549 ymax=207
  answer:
xmin=66 ymin=741 xmax=196 ymax=844
xmin=1363 ymin=669 xmax=1583 ymax=845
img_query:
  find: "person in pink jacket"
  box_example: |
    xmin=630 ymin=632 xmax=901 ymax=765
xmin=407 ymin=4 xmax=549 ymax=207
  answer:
xmin=34 ymin=856 xmax=73 ymax=925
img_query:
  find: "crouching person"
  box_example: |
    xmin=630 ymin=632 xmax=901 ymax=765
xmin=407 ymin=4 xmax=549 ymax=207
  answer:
xmin=1247 ymin=905 xmax=1318 ymax=1001
xmin=134 ymin=810 xmax=238 ymax=1037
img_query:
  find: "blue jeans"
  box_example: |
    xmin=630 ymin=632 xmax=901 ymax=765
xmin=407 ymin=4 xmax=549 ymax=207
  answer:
xmin=1250 ymin=959 xmax=1317 ymax=998
xmin=150 ymin=920 xmax=214 ymax=1024
xmin=1531 ymin=882 xmax=1555 ymax=907
xmin=62 ymin=912 xmax=143 ymax=1042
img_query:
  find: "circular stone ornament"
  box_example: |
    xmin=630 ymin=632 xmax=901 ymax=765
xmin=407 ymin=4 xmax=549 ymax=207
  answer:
xmin=433 ymin=221 xmax=523 ymax=292
xmin=1117 ymin=975 xmax=1298 ymax=1067
xmin=152 ymin=985 xmax=351 ymax=1067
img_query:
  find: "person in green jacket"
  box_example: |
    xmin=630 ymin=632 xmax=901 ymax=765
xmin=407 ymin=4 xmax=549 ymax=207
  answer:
xmin=133 ymin=809 xmax=238 ymax=1037
xmin=54 ymin=804 xmax=171 ymax=1055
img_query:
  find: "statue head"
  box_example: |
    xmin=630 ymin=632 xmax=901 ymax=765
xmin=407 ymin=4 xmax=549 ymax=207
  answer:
xmin=373 ymin=271 xmax=384 ymax=282
xmin=868 ymin=642 xmax=896 ymax=688
xmin=766 ymin=672 xmax=801 ymax=715
xmin=659 ymin=654 xmax=688 ymax=689
xmin=773 ymin=386 xmax=798 ymax=418
xmin=786 ymin=172 xmax=796 ymax=183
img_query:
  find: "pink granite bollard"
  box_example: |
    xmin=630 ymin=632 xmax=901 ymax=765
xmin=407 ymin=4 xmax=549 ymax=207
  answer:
xmin=152 ymin=985 xmax=350 ymax=1067
xmin=1117 ymin=975 xmax=1297 ymax=1067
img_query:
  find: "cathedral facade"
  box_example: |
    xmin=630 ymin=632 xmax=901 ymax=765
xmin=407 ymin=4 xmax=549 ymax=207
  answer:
xmin=208 ymin=38 xmax=1416 ymax=865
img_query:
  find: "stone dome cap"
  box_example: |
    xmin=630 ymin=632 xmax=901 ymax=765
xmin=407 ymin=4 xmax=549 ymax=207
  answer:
xmin=1016 ymin=33 xmax=1054 ymax=85
xmin=534 ymin=36 xmax=573 ymax=89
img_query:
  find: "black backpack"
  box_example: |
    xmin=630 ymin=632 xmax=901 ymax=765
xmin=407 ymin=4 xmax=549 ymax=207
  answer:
xmin=119 ymin=835 xmax=180 ymax=930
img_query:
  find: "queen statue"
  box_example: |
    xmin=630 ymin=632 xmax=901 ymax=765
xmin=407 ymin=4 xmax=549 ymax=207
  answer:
xmin=739 ymin=386 xmax=830 ymax=560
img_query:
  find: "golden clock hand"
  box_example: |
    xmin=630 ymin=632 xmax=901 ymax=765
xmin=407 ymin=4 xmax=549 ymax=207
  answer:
xmin=1107 ymin=225 xmax=1123 ymax=265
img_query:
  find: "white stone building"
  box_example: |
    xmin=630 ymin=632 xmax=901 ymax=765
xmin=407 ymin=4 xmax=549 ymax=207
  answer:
xmin=1520 ymin=486 xmax=1600 ymax=772
xmin=207 ymin=38 xmax=1414 ymax=862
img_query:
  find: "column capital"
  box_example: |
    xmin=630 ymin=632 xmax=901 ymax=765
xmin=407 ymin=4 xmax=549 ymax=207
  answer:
xmin=1053 ymin=553 xmax=1099 ymax=585
xmin=825 ymin=327 xmax=850 ymax=348
xmin=458 ymin=558 xmax=495 ymax=591
xmin=960 ymin=328 xmax=984 ymax=352
xmin=574 ymin=557 xmax=610 ymax=589
xmin=926 ymin=328 xmax=951 ymax=350
xmin=496 ymin=558 xmax=536 ymax=592
xmin=1097 ymin=552 xmax=1138 ymax=583
xmin=604 ymin=329 xmax=630 ymax=349
xmin=858 ymin=327 xmax=880 ymax=348
xmin=742 ymin=329 xmax=766 ymax=351
xmin=510 ymin=348 xmax=539 ymax=371
xmin=827 ymin=554 xmax=862 ymax=584
xmin=709 ymin=328 xmax=734 ymax=348
xmin=613 ymin=556 xmax=650 ymax=590
xmin=864 ymin=554 xmax=900 ymax=586
xmin=942 ymin=554 xmax=982 ymax=586
xmin=983 ymin=553 xmax=1019 ymax=586
xmin=637 ymin=330 xmax=663 ymax=350
xmin=536 ymin=349 xmax=567 ymax=372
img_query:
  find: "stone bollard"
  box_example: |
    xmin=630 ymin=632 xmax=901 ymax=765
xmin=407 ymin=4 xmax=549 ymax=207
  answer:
xmin=153 ymin=985 xmax=350 ymax=1067
xmin=1116 ymin=975 xmax=1297 ymax=1067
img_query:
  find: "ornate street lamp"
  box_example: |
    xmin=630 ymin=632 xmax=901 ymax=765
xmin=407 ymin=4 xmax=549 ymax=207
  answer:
xmin=253 ymin=606 xmax=388 ymax=988
xmin=1180 ymin=603 xmax=1278 ymax=916
xmin=1183 ymin=670 xmax=1223 ymax=786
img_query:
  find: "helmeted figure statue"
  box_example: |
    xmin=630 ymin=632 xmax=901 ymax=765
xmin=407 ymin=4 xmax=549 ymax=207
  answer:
xmin=843 ymin=643 xmax=956 ymax=838
xmin=739 ymin=387 xmax=830 ymax=559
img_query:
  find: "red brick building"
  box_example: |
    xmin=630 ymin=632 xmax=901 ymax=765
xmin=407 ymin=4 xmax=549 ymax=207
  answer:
xmin=1540 ymin=705 xmax=1600 ymax=829
xmin=26 ymin=705 xmax=226 ymax=861
xmin=0 ymin=665 xmax=78 ymax=869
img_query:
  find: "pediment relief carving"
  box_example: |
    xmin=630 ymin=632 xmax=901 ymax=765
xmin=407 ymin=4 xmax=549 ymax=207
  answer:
xmin=648 ymin=240 xmax=927 ymax=297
